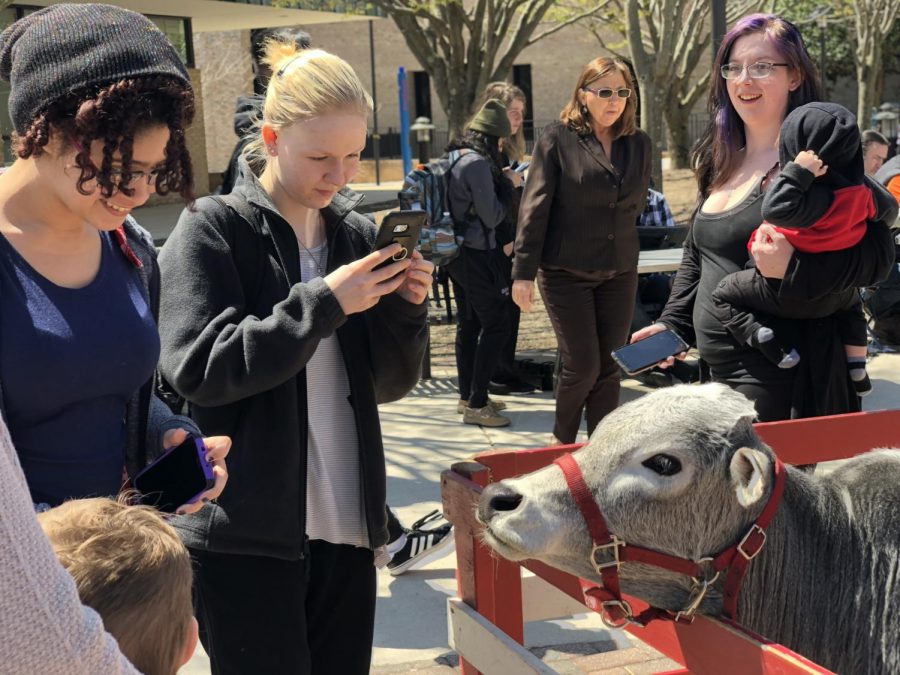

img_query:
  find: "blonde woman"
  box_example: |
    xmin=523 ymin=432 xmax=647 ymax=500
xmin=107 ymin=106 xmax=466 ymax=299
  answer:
xmin=158 ymin=42 xmax=432 ymax=673
xmin=475 ymin=82 xmax=535 ymax=394
xmin=477 ymin=81 xmax=527 ymax=167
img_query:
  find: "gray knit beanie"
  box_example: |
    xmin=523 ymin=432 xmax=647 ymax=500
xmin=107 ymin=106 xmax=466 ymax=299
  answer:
xmin=0 ymin=3 xmax=191 ymax=134
xmin=468 ymin=99 xmax=511 ymax=139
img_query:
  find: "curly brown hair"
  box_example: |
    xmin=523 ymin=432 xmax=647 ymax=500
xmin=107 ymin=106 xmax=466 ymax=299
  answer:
xmin=16 ymin=75 xmax=195 ymax=201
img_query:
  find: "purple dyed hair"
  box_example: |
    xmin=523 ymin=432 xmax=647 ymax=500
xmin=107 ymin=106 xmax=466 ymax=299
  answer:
xmin=691 ymin=14 xmax=822 ymax=203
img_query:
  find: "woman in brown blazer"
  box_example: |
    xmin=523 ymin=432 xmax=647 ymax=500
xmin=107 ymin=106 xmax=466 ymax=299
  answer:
xmin=512 ymin=57 xmax=652 ymax=444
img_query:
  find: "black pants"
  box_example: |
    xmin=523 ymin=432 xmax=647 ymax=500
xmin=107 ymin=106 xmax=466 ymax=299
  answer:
xmin=191 ymin=542 xmax=376 ymax=675
xmin=448 ymin=248 xmax=510 ymax=408
xmin=538 ymin=266 xmax=637 ymax=443
xmin=493 ymin=252 xmax=522 ymax=382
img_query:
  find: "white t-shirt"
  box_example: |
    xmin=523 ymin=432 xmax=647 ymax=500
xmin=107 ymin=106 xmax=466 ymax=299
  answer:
xmin=299 ymin=242 xmax=368 ymax=548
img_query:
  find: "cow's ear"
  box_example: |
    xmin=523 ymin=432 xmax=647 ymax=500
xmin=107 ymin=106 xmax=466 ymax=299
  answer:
xmin=730 ymin=447 xmax=771 ymax=508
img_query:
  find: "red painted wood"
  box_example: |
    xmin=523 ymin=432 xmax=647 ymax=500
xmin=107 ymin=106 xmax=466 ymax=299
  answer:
xmin=755 ymin=409 xmax=900 ymax=464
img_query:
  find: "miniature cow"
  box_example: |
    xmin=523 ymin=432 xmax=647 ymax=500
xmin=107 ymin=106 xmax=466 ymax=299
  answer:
xmin=478 ymin=384 xmax=900 ymax=675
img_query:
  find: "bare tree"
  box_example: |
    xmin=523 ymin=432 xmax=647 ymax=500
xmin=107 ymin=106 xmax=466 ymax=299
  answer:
xmin=852 ymin=0 xmax=899 ymax=126
xmin=567 ymin=0 xmax=766 ymax=190
xmin=369 ymin=0 xmax=608 ymax=135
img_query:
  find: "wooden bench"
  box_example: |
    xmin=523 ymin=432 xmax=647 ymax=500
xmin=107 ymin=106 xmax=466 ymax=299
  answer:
xmin=441 ymin=408 xmax=900 ymax=674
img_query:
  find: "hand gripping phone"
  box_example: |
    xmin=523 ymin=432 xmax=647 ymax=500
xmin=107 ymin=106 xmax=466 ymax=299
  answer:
xmin=372 ymin=210 xmax=426 ymax=270
xmin=133 ymin=435 xmax=215 ymax=513
xmin=611 ymin=329 xmax=689 ymax=376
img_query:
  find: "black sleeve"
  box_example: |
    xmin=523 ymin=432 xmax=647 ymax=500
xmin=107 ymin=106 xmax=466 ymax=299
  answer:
xmin=761 ymin=162 xmax=832 ymax=228
xmin=365 ymin=293 xmax=428 ymax=404
xmin=513 ymin=128 xmax=560 ymax=281
xmin=157 ymin=206 xmax=348 ymax=408
xmin=657 ymin=225 xmax=700 ymax=346
xmin=781 ymin=177 xmax=899 ymax=301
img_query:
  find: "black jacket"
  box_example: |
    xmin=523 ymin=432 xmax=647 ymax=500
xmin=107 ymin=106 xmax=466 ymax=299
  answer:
xmin=513 ymin=121 xmax=652 ymax=280
xmin=158 ymin=161 xmax=428 ymax=559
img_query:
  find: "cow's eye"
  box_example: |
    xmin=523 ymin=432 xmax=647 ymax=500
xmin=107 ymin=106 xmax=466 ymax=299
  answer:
xmin=642 ymin=454 xmax=682 ymax=476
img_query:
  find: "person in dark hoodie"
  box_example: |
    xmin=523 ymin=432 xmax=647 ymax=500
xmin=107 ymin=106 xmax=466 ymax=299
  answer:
xmin=711 ymin=102 xmax=874 ymax=395
xmin=218 ymin=28 xmax=311 ymax=195
xmin=158 ymin=40 xmax=431 ymax=673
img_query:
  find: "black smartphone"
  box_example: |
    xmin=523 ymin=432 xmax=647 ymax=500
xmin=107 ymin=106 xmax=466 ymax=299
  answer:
xmin=611 ymin=329 xmax=689 ymax=376
xmin=373 ymin=210 xmax=425 ymax=270
xmin=133 ymin=435 xmax=215 ymax=513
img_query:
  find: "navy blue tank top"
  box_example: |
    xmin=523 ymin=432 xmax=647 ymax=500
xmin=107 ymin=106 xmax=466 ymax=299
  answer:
xmin=0 ymin=231 xmax=159 ymax=505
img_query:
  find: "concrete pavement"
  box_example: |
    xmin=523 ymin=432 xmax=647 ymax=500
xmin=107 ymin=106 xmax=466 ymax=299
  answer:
xmin=181 ymin=348 xmax=900 ymax=673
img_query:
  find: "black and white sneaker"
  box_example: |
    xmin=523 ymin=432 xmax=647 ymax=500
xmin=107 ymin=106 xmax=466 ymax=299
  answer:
xmin=387 ymin=510 xmax=455 ymax=576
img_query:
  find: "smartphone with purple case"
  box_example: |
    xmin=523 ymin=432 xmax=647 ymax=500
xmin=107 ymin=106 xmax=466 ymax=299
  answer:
xmin=133 ymin=435 xmax=215 ymax=513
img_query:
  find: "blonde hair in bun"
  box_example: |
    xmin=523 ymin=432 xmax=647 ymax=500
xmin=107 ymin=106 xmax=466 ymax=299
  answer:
xmin=245 ymin=41 xmax=373 ymax=168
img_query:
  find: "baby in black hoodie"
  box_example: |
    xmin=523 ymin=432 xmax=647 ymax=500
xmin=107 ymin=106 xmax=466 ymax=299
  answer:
xmin=712 ymin=102 xmax=874 ymax=396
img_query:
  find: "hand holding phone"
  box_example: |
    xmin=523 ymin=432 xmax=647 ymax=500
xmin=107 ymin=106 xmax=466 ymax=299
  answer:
xmin=611 ymin=329 xmax=689 ymax=376
xmin=134 ymin=435 xmax=216 ymax=513
xmin=372 ymin=211 xmax=425 ymax=271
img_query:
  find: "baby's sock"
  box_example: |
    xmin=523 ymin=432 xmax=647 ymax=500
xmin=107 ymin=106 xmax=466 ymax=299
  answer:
xmin=750 ymin=327 xmax=800 ymax=369
xmin=848 ymin=356 xmax=872 ymax=397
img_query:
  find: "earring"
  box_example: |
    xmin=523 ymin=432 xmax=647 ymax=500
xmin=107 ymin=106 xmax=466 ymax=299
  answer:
xmin=580 ymin=105 xmax=589 ymax=117
xmin=267 ymin=146 xmax=277 ymax=156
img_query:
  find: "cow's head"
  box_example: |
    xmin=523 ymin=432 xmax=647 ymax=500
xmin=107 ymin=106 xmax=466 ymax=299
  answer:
xmin=477 ymin=384 xmax=777 ymax=612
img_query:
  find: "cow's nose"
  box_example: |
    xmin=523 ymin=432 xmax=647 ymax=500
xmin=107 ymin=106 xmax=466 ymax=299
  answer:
xmin=478 ymin=482 xmax=523 ymax=523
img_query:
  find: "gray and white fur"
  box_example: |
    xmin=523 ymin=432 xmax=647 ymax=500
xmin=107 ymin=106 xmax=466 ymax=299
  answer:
xmin=477 ymin=384 xmax=900 ymax=674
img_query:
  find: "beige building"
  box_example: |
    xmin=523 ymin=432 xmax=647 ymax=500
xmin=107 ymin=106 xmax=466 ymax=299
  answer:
xmin=196 ymin=17 xmax=617 ymax=175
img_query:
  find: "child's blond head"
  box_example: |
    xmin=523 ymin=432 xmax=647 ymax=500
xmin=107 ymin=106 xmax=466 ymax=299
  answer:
xmin=39 ymin=498 xmax=195 ymax=675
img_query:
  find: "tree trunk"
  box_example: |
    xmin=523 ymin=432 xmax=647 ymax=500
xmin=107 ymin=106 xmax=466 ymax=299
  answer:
xmin=664 ymin=104 xmax=694 ymax=169
xmin=856 ymin=48 xmax=879 ymax=130
xmin=640 ymin=77 xmax=665 ymax=191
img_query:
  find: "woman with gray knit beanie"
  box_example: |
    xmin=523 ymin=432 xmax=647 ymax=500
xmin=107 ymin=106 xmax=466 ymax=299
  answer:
xmin=0 ymin=6 xmax=230 ymax=670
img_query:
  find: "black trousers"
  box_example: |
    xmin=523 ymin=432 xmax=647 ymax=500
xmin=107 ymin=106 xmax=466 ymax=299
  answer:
xmin=191 ymin=542 xmax=376 ymax=675
xmin=538 ymin=266 xmax=637 ymax=443
xmin=493 ymin=252 xmax=522 ymax=382
xmin=448 ymin=248 xmax=510 ymax=408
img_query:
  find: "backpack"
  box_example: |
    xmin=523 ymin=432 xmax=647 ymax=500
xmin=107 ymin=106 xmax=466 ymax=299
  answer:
xmin=398 ymin=149 xmax=469 ymax=267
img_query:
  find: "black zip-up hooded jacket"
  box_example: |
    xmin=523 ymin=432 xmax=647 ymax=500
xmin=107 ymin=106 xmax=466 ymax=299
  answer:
xmin=158 ymin=161 xmax=428 ymax=559
xmin=762 ymin=102 xmax=867 ymax=228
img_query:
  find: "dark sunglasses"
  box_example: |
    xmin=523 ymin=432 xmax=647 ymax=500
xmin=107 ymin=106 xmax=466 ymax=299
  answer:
xmin=583 ymin=87 xmax=632 ymax=100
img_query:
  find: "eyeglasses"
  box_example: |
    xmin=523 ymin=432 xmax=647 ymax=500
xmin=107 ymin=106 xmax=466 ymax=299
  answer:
xmin=583 ymin=87 xmax=631 ymax=100
xmin=720 ymin=61 xmax=789 ymax=80
xmin=104 ymin=167 xmax=165 ymax=189
xmin=69 ymin=137 xmax=164 ymax=190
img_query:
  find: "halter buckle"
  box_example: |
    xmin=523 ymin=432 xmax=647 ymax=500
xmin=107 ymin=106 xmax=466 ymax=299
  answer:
xmin=673 ymin=571 xmax=720 ymax=624
xmin=600 ymin=599 xmax=634 ymax=629
xmin=737 ymin=524 xmax=766 ymax=561
xmin=591 ymin=536 xmax=625 ymax=573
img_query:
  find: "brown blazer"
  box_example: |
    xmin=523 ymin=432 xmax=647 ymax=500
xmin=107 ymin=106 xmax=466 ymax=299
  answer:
xmin=512 ymin=121 xmax=652 ymax=280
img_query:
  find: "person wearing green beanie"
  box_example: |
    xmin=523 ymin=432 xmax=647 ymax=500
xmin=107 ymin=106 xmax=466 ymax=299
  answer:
xmin=468 ymin=98 xmax=512 ymax=138
xmin=445 ymin=98 xmax=521 ymax=427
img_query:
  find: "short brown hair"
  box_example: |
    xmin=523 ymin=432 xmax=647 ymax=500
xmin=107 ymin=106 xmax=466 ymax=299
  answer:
xmin=560 ymin=57 xmax=637 ymax=138
xmin=38 ymin=498 xmax=194 ymax=675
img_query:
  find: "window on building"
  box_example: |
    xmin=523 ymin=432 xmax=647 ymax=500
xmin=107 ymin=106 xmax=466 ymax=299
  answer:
xmin=512 ymin=64 xmax=534 ymax=142
xmin=147 ymin=15 xmax=195 ymax=68
xmin=412 ymin=71 xmax=432 ymax=121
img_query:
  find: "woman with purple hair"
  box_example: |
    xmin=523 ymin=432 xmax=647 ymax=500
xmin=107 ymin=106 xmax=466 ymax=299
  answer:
xmin=631 ymin=14 xmax=896 ymax=421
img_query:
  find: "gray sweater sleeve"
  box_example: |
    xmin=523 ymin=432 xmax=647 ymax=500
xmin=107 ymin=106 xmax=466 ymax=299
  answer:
xmin=158 ymin=206 xmax=348 ymax=408
xmin=0 ymin=419 xmax=138 ymax=675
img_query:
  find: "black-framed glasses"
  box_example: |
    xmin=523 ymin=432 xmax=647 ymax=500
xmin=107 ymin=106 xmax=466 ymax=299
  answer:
xmin=720 ymin=61 xmax=789 ymax=80
xmin=104 ymin=167 xmax=165 ymax=189
xmin=69 ymin=138 xmax=164 ymax=189
xmin=583 ymin=87 xmax=631 ymax=100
